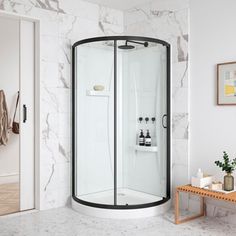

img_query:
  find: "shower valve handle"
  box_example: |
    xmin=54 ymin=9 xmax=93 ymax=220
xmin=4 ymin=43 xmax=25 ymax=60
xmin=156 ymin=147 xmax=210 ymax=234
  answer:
xmin=145 ymin=117 xmax=149 ymax=124
xmin=138 ymin=117 xmax=143 ymax=123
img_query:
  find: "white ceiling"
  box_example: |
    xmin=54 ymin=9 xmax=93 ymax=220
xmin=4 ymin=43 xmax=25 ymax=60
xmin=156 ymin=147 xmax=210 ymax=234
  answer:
xmin=85 ymin=0 xmax=151 ymax=10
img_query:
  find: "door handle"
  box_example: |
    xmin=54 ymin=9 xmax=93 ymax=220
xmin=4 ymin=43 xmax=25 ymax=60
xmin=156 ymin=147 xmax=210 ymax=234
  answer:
xmin=23 ymin=105 xmax=27 ymax=123
xmin=162 ymin=114 xmax=167 ymax=128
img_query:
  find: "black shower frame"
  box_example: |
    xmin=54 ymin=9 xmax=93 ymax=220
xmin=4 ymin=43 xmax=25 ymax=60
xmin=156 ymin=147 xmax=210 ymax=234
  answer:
xmin=72 ymin=36 xmax=171 ymax=210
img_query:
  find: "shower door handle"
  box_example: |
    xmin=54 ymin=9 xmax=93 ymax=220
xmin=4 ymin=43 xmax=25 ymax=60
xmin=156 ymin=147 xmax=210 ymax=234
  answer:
xmin=23 ymin=105 xmax=27 ymax=123
xmin=162 ymin=114 xmax=167 ymax=128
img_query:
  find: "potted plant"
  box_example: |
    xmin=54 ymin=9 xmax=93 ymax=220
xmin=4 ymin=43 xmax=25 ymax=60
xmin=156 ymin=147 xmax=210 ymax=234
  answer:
xmin=215 ymin=151 xmax=236 ymax=191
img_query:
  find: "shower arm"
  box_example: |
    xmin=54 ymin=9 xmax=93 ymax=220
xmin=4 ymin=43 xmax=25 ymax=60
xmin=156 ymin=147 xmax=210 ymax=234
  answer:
xmin=126 ymin=40 xmax=148 ymax=46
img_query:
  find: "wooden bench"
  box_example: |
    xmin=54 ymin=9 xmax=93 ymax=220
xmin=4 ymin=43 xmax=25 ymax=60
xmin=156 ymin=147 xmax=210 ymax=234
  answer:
xmin=175 ymin=185 xmax=236 ymax=224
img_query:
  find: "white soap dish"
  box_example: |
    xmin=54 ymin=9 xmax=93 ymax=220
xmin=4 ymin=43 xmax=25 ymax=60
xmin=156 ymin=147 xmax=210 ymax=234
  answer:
xmin=86 ymin=90 xmax=110 ymax=97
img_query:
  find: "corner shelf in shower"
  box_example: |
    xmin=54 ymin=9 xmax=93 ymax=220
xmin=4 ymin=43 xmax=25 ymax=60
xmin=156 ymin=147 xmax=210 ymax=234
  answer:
xmin=86 ymin=90 xmax=111 ymax=97
xmin=134 ymin=145 xmax=158 ymax=153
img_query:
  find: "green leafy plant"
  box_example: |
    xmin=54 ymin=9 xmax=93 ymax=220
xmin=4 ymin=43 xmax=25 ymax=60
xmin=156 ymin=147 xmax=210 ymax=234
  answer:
xmin=215 ymin=151 xmax=236 ymax=173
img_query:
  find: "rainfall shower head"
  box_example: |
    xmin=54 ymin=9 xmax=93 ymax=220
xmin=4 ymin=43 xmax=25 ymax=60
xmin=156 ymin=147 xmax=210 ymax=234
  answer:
xmin=118 ymin=41 xmax=135 ymax=50
xmin=118 ymin=40 xmax=149 ymax=50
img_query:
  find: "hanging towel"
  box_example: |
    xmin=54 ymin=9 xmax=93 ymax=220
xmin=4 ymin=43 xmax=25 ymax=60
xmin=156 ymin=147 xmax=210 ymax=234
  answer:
xmin=0 ymin=90 xmax=9 ymax=145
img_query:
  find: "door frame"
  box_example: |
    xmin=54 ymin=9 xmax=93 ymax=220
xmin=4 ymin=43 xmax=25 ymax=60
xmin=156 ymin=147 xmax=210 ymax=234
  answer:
xmin=0 ymin=10 xmax=40 ymax=211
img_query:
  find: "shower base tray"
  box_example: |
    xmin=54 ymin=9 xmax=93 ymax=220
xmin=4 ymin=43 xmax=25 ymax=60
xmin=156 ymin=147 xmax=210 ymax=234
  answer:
xmin=78 ymin=188 xmax=162 ymax=205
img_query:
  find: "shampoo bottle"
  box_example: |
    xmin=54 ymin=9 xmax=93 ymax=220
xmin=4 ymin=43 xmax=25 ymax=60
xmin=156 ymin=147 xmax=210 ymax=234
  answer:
xmin=139 ymin=129 xmax=145 ymax=146
xmin=145 ymin=130 xmax=151 ymax=146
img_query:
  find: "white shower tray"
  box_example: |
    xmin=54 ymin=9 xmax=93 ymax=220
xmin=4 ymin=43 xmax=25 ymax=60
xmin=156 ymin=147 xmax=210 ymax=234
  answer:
xmin=86 ymin=90 xmax=111 ymax=97
xmin=134 ymin=145 xmax=158 ymax=152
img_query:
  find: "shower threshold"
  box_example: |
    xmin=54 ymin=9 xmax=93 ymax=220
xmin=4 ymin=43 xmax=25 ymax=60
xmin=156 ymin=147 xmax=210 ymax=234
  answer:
xmin=78 ymin=188 xmax=163 ymax=205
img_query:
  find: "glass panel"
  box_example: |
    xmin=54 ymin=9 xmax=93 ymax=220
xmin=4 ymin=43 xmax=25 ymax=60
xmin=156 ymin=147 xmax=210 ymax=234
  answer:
xmin=117 ymin=40 xmax=167 ymax=206
xmin=75 ymin=41 xmax=115 ymax=205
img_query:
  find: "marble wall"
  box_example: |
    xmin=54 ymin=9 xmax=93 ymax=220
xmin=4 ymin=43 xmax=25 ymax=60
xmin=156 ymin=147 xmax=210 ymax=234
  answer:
xmin=124 ymin=0 xmax=189 ymax=200
xmin=123 ymin=0 xmax=236 ymax=223
xmin=0 ymin=0 xmax=190 ymax=210
xmin=0 ymin=0 xmax=124 ymax=210
xmin=1 ymin=0 xmax=233 ymax=225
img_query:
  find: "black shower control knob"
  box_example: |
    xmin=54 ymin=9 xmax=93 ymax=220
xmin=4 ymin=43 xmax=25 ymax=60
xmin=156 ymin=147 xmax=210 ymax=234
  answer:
xmin=151 ymin=117 xmax=155 ymax=123
xmin=145 ymin=117 xmax=149 ymax=123
xmin=138 ymin=117 xmax=143 ymax=123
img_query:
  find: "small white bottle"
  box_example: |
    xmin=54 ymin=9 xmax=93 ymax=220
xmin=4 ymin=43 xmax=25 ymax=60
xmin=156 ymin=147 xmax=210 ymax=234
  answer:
xmin=197 ymin=168 xmax=203 ymax=179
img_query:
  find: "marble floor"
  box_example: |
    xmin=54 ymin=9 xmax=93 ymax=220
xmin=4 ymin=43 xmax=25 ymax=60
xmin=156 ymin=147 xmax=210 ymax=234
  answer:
xmin=0 ymin=207 xmax=235 ymax=236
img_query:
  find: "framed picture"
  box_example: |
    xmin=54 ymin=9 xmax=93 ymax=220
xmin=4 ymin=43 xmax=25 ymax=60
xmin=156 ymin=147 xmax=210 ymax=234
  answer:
xmin=217 ymin=61 xmax=236 ymax=105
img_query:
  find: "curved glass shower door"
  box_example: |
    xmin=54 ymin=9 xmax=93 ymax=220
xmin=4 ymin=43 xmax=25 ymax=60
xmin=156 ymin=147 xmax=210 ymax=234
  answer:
xmin=74 ymin=40 xmax=115 ymax=205
xmin=117 ymin=40 xmax=168 ymax=206
xmin=72 ymin=36 xmax=170 ymax=209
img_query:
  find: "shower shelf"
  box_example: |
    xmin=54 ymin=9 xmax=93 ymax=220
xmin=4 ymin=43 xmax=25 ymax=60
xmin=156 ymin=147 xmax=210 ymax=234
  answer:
xmin=86 ymin=90 xmax=111 ymax=97
xmin=134 ymin=145 xmax=158 ymax=152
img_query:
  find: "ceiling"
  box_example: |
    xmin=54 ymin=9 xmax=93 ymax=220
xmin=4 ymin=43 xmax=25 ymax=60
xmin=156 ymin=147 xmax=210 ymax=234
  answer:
xmin=85 ymin=0 xmax=151 ymax=10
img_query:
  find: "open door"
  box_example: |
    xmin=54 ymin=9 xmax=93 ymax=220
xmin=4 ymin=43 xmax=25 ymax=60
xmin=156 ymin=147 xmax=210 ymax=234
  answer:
xmin=19 ymin=19 xmax=35 ymax=211
xmin=0 ymin=15 xmax=35 ymax=215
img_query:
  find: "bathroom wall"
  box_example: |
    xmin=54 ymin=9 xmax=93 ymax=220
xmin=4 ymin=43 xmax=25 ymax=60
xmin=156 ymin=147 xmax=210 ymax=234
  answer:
xmin=190 ymin=0 xmax=236 ymax=223
xmin=0 ymin=17 xmax=19 ymax=184
xmin=0 ymin=0 xmax=123 ymax=210
xmin=0 ymin=0 xmax=190 ymax=211
xmin=124 ymin=0 xmax=189 ymax=198
xmin=1 ymin=0 xmax=234 ymax=222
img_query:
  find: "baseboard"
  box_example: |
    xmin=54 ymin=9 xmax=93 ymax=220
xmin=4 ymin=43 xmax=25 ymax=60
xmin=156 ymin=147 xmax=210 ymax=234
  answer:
xmin=0 ymin=173 xmax=19 ymax=184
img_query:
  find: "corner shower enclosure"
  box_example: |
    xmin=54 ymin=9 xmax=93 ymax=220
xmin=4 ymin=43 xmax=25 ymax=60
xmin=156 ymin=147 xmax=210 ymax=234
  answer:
xmin=72 ymin=36 xmax=171 ymax=218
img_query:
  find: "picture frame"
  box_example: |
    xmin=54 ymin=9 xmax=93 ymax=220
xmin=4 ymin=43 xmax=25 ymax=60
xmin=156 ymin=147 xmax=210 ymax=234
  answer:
xmin=217 ymin=61 xmax=236 ymax=105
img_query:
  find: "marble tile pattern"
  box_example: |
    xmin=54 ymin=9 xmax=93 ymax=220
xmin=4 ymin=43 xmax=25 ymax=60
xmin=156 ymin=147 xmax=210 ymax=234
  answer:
xmin=0 ymin=0 xmax=191 ymax=211
xmin=0 ymin=0 xmax=235 ymax=224
xmin=0 ymin=0 xmax=124 ymax=210
xmin=124 ymin=0 xmax=190 ymax=201
xmin=0 ymin=207 xmax=236 ymax=236
xmin=124 ymin=0 xmax=236 ymax=222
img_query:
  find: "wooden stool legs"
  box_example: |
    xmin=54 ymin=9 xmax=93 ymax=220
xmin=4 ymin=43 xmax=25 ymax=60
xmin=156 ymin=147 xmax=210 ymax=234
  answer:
xmin=175 ymin=189 xmax=180 ymax=224
xmin=175 ymin=190 xmax=205 ymax=224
